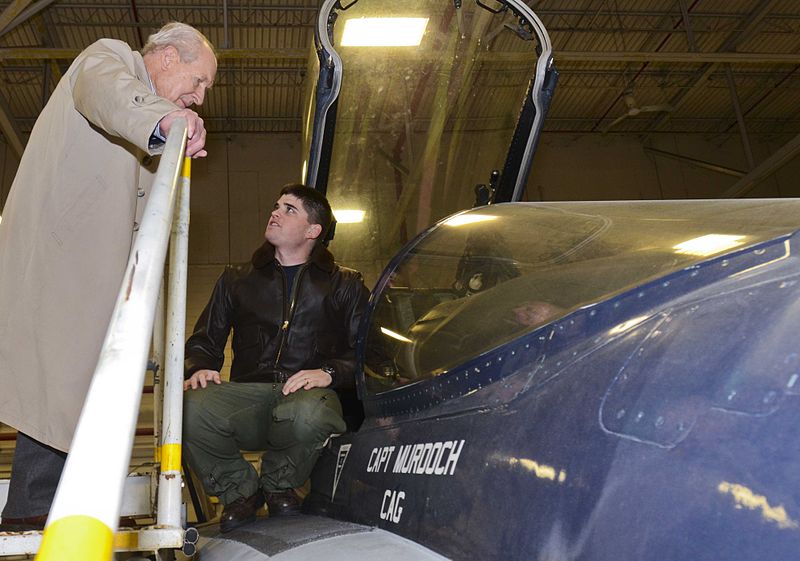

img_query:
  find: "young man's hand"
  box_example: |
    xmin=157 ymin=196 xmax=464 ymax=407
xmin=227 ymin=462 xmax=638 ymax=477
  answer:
xmin=282 ymin=369 xmax=332 ymax=395
xmin=183 ymin=369 xmax=222 ymax=390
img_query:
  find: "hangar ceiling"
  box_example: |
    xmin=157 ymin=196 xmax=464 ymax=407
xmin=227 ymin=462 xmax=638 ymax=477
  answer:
xmin=0 ymin=0 xmax=798 ymax=159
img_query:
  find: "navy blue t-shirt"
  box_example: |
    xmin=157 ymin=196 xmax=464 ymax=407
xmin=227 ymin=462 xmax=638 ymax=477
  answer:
xmin=282 ymin=264 xmax=303 ymax=299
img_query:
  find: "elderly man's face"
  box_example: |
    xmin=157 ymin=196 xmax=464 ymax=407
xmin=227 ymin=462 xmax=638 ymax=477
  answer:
xmin=154 ymin=44 xmax=217 ymax=108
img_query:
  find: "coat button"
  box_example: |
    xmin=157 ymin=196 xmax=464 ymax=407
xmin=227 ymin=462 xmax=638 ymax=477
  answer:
xmin=137 ymin=188 xmax=145 ymax=197
xmin=142 ymin=155 xmax=153 ymax=166
xmin=133 ymin=221 xmax=140 ymax=232
xmin=134 ymin=95 xmax=144 ymax=104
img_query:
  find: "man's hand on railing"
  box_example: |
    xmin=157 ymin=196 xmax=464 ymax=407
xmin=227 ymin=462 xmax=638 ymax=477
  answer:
xmin=160 ymin=109 xmax=208 ymax=158
xmin=184 ymin=369 xmax=222 ymax=391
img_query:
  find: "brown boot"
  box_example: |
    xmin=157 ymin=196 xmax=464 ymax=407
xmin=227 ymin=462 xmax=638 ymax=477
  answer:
xmin=265 ymin=489 xmax=301 ymax=516
xmin=219 ymin=493 xmax=265 ymax=533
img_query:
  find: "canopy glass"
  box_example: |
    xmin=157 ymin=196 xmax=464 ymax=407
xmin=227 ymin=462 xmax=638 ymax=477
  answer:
xmin=362 ymin=199 xmax=800 ymax=393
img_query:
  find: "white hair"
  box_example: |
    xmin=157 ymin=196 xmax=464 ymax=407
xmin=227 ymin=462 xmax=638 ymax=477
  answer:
xmin=142 ymin=22 xmax=215 ymax=62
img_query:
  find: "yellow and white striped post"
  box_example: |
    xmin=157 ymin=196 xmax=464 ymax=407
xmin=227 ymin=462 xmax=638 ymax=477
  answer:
xmin=157 ymin=156 xmax=192 ymax=528
xmin=36 ymin=120 xmax=188 ymax=561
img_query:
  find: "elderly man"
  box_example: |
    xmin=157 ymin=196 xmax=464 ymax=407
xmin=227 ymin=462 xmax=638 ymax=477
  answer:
xmin=0 ymin=22 xmax=216 ymax=531
xmin=183 ymin=184 xmax=369 ymax=533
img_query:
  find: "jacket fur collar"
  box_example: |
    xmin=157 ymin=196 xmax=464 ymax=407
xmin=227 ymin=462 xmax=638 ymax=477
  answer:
xmin=251 ymin=241 xmax=335 ymax=273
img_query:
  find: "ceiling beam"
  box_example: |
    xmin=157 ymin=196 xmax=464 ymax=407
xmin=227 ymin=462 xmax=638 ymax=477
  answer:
xmin=0 ymin=0 xmax=57 ymax=37
xmin=2 ymin=48 xmax=800 ymax=65
xmin=548 ymin=52 xmax=800 ymax=64
xmin=644 ymin=147 xmax=746 ymax=178
xmin=0 ymin=47 xmax=310 ymax=60
xmin=48 ymin=59 xmax=61 ymax=82
xmin=0 ymin=91 xmax=26 ymax=158
xmin=725 ymin=65 xmax=755 ymax=170
xmin=589 ymin=3 xmax=699 ymax=134
xmin=718 ymin=132 xmax=800 ymax=198
xmin=0 ymin=0 xmax=35 ymax=33
xmin=646 ymin=0 xmax=781 ymax=132
xmin=677 ymin=0 xmax=698 ymax=52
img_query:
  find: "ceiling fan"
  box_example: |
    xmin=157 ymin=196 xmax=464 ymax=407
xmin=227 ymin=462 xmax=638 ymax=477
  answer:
xmin=602 ymin=90 xmax=673 ymax=133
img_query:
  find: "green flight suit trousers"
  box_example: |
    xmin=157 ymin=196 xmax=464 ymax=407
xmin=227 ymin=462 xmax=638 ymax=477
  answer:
xmin=183 ymin=382 xmax=346 ymax=506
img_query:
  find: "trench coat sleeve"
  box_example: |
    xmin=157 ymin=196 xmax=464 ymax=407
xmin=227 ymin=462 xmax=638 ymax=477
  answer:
xmin=324 ymin=271 xmax=370 ymax=390
xmin=71 ymin=40 xmax=178 ymax=155
xmin=184 ymin=268 xmax=236 ymax=378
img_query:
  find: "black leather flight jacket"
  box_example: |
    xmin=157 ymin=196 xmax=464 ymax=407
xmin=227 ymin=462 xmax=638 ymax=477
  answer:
xmin=184 ymin=241 xmax=369 ymax=389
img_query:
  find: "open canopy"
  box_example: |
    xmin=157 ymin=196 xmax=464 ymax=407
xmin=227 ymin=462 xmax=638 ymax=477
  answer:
xmin=303 ymin=0 xmax=557 ymax=282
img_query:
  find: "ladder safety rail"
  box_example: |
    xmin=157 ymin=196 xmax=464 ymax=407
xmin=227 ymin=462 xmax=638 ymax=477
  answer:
xmin=157 ymin=155 xmax=192 ymax=529
xmin=151 ymin=282 xmax=165 ymax=512
xmin=35 ymin=119 xmax=189 ymax=561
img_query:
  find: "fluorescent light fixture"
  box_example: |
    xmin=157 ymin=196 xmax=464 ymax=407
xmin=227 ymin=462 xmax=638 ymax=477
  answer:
xmin=381 ymin=326 xmax=413 ymax=343
xmin=673 ymin=234 xmax=746 ymax=257
xmin=333 ymin=209 xmax=365 ymax=223
xmin=341 ymin=17 xmax=429 ymax=47
xmin=301 ymin=160 xmax=308 ymax=184
xmin=443 ymin=214 xmax=498 ymax=227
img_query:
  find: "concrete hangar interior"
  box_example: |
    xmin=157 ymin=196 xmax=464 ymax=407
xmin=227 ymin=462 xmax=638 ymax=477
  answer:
xmin=0 ymin=0 xmax=799 ymax=527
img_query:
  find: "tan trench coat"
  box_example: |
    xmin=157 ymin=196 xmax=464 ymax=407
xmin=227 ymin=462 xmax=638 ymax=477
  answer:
xmin=0 ymin=39 xmax=180 ymax=452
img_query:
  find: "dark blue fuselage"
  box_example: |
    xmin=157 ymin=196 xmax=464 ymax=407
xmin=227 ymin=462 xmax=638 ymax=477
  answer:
xmin=306 ymin=229 xmax=800 ymax=561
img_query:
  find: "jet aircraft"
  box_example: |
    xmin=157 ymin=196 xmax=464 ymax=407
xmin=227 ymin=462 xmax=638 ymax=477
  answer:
xmin=192 ymin=1 xmax=800 ymax=560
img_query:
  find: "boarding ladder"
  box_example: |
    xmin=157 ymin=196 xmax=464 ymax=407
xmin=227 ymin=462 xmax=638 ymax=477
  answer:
xmin=0 ymin=118 xmax=198 ymax=560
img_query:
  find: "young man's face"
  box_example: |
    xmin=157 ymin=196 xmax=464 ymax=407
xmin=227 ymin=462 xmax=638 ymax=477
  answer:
xmin=265 ymin=194 xmax=321 ymax=249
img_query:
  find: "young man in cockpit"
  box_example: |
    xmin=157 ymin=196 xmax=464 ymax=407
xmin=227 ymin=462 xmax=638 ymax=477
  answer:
xmin=182 ymin=184 xmax=369 ymax=532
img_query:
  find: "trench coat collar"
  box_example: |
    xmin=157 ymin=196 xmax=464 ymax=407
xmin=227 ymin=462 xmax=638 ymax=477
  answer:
xmin=251 ymin=241 xmax=335 ymax=273
xmin=132 ymin=51 xmax=151 ymax=91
